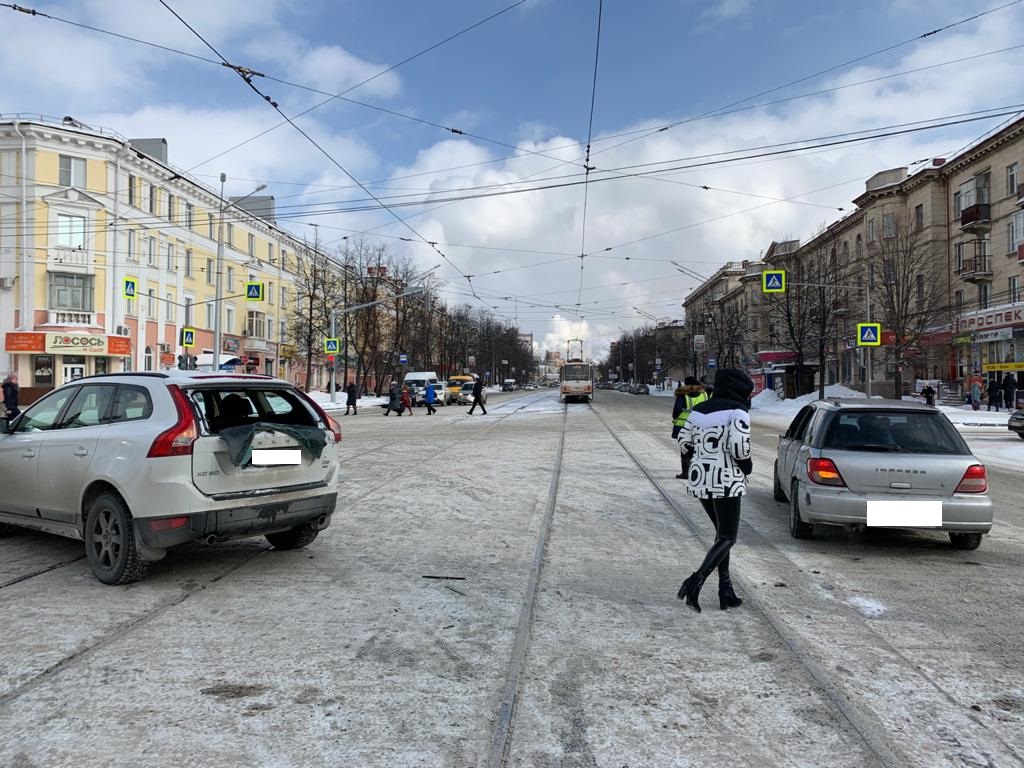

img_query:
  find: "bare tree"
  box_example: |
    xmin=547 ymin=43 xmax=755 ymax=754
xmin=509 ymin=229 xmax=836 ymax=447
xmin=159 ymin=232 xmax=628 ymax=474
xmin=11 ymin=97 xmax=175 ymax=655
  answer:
xmin=764 ymin=250 xmax=817 ymax=397
xmin=289 ymin=234 xmax=343 ymax=392
xmin=804 ymin=232 xmax=850 ymax=399
xmin=868 ymin=215 xmax=948 ymax=398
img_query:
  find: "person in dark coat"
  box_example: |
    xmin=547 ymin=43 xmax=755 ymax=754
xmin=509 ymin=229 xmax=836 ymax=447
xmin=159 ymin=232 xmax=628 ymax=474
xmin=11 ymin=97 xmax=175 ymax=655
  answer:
xmin=383 ymin=382 xmax=402 ymax=416
xmin=986 ymin=377 xmax=1002 ymax=411
xmin=467 ymin=377 xmax=487 ymax=415
xmin=2 ymin=373 xmax=20 ymax=420
xmin=1003 ymin=373 xmax=1018 ymax=411
xmin=344 ymin=382 xmax=358 ymax=415
xmin=672 ymin=376 xmax=709 ymax=478
xmin=920 ymin=383 xmax=936 ymax=407
xmin=676 ymin=368 xmax=754 ymax=613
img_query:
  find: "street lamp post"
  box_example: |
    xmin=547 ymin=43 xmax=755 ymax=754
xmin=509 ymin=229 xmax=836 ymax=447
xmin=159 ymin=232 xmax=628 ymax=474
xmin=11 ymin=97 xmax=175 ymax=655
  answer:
xmin=212 ymin=175 xmax=266 ymax=371
xmin=329 ymin=284 xmax=426 ymax=403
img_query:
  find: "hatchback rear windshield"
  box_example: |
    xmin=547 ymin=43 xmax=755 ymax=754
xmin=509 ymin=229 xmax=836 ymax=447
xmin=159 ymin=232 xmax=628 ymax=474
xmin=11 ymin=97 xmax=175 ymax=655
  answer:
xmin=186 ymin=387 xmax=317 ymax=434
xmin=823 ymin=410 xmax=968 ymax=454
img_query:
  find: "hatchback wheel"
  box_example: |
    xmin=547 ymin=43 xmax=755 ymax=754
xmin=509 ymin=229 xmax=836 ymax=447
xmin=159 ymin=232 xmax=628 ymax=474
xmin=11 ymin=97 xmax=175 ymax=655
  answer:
xmin=789 ymin=481 xmax=814 ymax=539
xmin=85 ymin=493 xmax=149 ymax=585
xmin=772 ymin=460 xmax=788 ymax=502
xmin=266 ymin=525 xmax=319 ymax=550
xmin=949 ymin=532 xmax=983 ymax=550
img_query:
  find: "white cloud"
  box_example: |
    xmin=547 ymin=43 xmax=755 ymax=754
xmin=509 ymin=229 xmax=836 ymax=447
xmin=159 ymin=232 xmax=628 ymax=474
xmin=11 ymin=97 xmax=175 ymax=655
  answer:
xmin=701 ymin=0 xmax=753 ymax=23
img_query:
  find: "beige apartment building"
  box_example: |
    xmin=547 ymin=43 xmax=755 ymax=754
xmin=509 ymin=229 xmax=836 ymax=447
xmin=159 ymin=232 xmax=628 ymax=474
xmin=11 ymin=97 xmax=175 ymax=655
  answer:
xmin=683 ymin=116 xmax=1024 ymax=401
xmin=0 ymin=115 xmax=308 ymax=403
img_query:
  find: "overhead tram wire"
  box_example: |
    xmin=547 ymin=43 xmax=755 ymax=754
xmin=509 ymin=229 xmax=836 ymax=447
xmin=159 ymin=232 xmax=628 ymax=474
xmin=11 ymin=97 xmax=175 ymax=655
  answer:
xmin=156 ymin=0 xmax=482 ymax=300
xmin=574 ymin=0 xmax=604 ymax=321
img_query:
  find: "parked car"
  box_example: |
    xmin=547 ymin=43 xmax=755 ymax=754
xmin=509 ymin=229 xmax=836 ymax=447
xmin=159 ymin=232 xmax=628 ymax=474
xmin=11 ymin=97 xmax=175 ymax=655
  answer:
xmin=456 ymin=382 xmax=488 ymax=405
xmin=1008 ymin=408 xmax=1024 ymax=439
xmin=502 ymin=379 xmax=517 ymax=392
xmin=631 ymin=384 xmax=650 ymax=395
xmin=523 ymin=383 xmax=537 ymax=391
xmin=0 ymin=372 xmax=341 ymax=584
xmin=773 ymin=399 xmax=993 ymax=550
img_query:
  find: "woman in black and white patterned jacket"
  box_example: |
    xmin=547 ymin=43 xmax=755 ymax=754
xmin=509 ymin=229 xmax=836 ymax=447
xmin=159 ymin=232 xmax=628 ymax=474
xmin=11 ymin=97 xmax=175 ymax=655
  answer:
xmin=676 ymin=368 xmax=755 ymax=613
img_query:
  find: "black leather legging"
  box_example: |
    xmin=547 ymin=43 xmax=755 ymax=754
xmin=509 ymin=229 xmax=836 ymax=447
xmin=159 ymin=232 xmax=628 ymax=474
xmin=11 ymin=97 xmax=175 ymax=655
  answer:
xmin=696 ymin=496 xmax=741 ymax=581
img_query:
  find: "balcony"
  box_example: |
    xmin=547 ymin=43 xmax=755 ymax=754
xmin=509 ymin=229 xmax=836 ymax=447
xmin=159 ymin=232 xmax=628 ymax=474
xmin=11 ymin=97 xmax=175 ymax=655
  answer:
xmin=959 ymin=193 xmax=991 ymax=231
xmin=957 ymin=255 xmax=993 ymax=283
xmin=47 ymin=247 xmax=93 ymax=274
xmin=47 ymin=309 xmax=98 ymax=326
xmin=242 ymin=334 xmax=272 ymax=355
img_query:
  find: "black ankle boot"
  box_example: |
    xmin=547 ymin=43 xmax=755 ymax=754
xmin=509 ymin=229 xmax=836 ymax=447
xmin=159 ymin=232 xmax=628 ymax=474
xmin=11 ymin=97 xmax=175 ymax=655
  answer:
xmin=718 ymin=574 xmax=742 ymax=610
xmin=677 ymin=572 xmax=704 ymax=613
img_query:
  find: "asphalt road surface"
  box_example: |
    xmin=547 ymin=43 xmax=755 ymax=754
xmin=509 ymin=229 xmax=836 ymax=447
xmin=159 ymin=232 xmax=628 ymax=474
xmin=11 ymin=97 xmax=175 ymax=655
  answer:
xmin=0 ymin=388 xmax=1021 ymax=767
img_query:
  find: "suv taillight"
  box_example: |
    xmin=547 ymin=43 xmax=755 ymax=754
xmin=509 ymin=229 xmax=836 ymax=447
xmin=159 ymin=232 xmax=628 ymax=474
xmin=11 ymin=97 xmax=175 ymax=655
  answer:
xmin=297 ymin=392 xmax=342 ymax=443
xmin=147 ymin=384 xmax=197 ymax=458
xmin=955 ymin=464 xmax=987 ymax=493
xmin=807 ymin=457 xmax=846 ymax=487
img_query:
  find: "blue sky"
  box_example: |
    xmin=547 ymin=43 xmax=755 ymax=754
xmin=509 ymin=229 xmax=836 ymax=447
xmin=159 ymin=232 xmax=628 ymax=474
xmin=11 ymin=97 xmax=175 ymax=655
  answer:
xmin=5 ymin=0 xmax=1024 ymax=353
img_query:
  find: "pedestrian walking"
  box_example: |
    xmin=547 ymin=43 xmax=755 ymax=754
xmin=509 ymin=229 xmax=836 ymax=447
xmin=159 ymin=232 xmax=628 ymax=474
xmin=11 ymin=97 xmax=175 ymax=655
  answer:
xmin=970 ymin=378 xmax=982 ymax=411
xmin=671 ymin=376 xmax=709 ymax=478
xmin=676 ymin=368 xmax=754 ymax=613
xmin=383 ymin=382 xmax=402 ymax=416
xmin=345 ymin=382 xmax=358 ymax=415
xmin=986 ymin=376 xmax=1002 ymax=411
xmin=920 ymin=383 xmax=936 ymax=407
xmin=467 ymin=377 xmax=487 ymax=415
xmin=2 ymin=373 xmax=20 ymax=420
xmin=424 ymin=381 xmax=438 ymax=415
xmin=401 ymin=385 xmax=414 ymax=416
xmin=1002 ymin=372 xmax=1018 ymax=412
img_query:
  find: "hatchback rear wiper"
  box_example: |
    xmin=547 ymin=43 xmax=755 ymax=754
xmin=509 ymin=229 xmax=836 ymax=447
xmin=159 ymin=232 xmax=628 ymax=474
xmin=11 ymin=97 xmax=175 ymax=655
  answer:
xmin=845 ymin=443 xmax=901 ymax=452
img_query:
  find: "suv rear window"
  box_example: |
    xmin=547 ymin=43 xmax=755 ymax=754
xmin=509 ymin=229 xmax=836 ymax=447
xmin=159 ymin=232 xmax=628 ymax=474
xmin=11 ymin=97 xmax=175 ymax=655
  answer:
xmin=187 ymin=387 xmax=317 ymax=434
xmin=823 ymin=411 xmax=968 ymax=454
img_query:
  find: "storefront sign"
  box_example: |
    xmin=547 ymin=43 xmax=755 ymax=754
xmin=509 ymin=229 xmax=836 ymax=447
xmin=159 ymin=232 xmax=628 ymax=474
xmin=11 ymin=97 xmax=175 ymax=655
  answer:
xmin=45 ymin=333 xmax=108 ymax=355
xmin=222 ymin=336 xmax=241 ymax=353
xmin=7 ymin=332 xmax=130 ymax=356
xmin=973 ymin=328 xmax=1013 ymax=342
xmin=953 ymin=333 xmax=973 ymax=346
xmin=3 ymin=332 xmax=45 ymax=353
xmin=956 ymin=305 xmax=1024 ymax=332
xmin=983 ymin=362 xmax=1022 ymax=373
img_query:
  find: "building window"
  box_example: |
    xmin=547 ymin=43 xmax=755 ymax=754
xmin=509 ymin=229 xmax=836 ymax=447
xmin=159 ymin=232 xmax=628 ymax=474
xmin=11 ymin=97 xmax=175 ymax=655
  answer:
xmin=149 ymin=185 xmax=157 ymax=214
xmin=267 ymin=242 xmax=274 ymax=263
xmin=126 ymin=298 xmax=136 ymax=316
xmin=1009 ymin=275 xmax=1021 ymax=304
xmin=246 ymin=311 xmax=266 ymax=339
xmin=954 ymin=289 xmax=964 ymax=314
xmin=205 ymin=303 xmax=214 ymax=330
xmin=226 ymin=222 xmax=234 ymax=248
xmin=227 ymin=266 xmax=234 ymax=291
xmin=58 ymin=155 xmax=86 ymax=187
xmin=185 ymin=249 xmax=193 ymax=277
xmin=267 ymin=282 xmax=274 ymax=304
xmin=128 ymin=175 xmax=137 ymax=206
xmin=206 ymin=258 xmax=214 ymax=284
xmin=49 ymin=273 xmax=94 ymax=311
xmin=280 ymin=319 xmax=287 ymax=342
xmin=1008 ymin=163 xmax=1018 ymax=197
xmin=225 ymin=305 xmax=235 ymax=334
xmin=267 ymin=314 xmax=275 ymax=341
xmin=184 ymin=294 xmax=194 ymax=326
xmin=147 ymin=236 xmax=156 ymax=266
xmin=280 ymin=286 xmax=286 ymax=307
xmin=954 ymin=191 xmax=962 ymax=217
xmin=185 ymin=202 xmax=194 ymax=229
xmin=955 ymin=242 xmax=964 ymax=272
xmin=208 ymin=213 xmax=214 ymax=240
xmin=979 ymin=284 xmax=990 ymax=309
xmin=126 ymin=229 xmax=135 ymax=262
xmin=167 ymin=193 xmax=175 ymax=222
xmin=165 ymin=292 xmax=175 ymax=322
xmin=144 ymin=346 xmax=154 ymax=371
xmin=867 ymin=218 xmax=876 ymax=242
xmin=248 ymin=233 xmax=255 ymax=257
xmin=166 ymin=244 xmax=175 ymax=272
xmin=915 ymin=273 xmax=925 ymax=301
xmin=56 ymin=214 xmax=86 ymax=248
xmin=1012 ymin=211 xmax=1024 ymax=252
xmin=147 ymin=288 xmax=156 ymax=319
xmin=881 ymin=214 xmax=895 ymax=240
xmin=914 ymin=204 xmax=924 ymax=232
xmin=854 ymin=234 xmax=862 ymax=259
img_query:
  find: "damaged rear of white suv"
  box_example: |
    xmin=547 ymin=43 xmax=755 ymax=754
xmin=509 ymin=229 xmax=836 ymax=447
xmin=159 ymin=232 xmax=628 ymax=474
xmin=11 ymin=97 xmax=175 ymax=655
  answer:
xmin=0 ymin=371 xmax=341 ymax=584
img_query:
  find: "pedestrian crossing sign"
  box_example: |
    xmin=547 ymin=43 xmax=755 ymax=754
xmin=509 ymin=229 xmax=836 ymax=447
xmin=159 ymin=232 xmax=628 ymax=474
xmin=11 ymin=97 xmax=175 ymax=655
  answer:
xmin=245 ymin=281 xmax=264 ymax=301
xmin=857 ymin=322 xmax=882 ymax=346
xmin=762 ymin=270 xmax=786 ymax=293
xmin=123 ymin=277 xmax=137 ymax=299
xmin=181 ymin=328 xmax=196 ymax=348
xmin=324 ymin=338 xmax=340 ymax=354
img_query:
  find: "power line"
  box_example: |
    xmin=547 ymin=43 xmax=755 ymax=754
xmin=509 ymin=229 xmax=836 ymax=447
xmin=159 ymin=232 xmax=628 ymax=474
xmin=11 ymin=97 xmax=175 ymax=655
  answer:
xmin=575 ymin=0 xmax=604 ymax=319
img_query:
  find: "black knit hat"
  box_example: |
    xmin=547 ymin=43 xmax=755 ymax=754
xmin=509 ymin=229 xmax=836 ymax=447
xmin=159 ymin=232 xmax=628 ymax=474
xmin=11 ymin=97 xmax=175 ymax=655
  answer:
xmin=684 ymin=376 xmax=700 ymax=386
xmin=713 ymin=368 xmax=754 ymax=403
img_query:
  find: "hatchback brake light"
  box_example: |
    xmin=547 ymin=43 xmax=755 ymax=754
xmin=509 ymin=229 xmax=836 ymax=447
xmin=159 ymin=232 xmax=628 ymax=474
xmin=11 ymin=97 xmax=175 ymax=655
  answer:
xmin=807 ymin=457 xmax=846 ymax=487
xmin=955 ymin=464 xmax=987 ymax=493
xmin=147 ymin=384 xmax=198 ymax=458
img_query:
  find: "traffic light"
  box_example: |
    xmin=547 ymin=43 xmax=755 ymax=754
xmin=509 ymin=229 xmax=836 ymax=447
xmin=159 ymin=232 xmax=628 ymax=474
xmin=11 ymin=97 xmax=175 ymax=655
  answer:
xmin=326 ymin=354 xmax=335 ymax=372
xmin=177 ymin=354 xmax=186 ymax=370
xmin=188 ymin=354 xmax=198 ymax=370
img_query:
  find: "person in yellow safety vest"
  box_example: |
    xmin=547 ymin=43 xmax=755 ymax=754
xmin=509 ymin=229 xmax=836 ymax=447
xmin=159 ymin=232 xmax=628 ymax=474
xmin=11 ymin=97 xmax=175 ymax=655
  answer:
xmin=672 ymin=376 xmax=709 ymax=479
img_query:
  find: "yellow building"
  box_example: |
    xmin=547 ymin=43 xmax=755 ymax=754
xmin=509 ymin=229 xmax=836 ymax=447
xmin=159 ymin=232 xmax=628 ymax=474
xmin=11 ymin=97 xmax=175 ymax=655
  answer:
xmin=1 ymin=115 xmax=307 ymax=402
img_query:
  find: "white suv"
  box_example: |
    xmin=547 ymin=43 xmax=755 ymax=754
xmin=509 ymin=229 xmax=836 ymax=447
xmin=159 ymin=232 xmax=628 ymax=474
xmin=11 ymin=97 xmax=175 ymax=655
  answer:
xmin=0 ymin=372 xmax=341 ymax=584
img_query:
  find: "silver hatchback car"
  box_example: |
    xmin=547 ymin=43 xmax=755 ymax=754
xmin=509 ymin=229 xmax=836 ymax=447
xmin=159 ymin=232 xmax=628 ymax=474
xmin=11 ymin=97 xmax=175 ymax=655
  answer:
xmin=773 ymin=399 xmax=993 ymax=550
xmin=0 ymin=372 xmax=341 ymax=584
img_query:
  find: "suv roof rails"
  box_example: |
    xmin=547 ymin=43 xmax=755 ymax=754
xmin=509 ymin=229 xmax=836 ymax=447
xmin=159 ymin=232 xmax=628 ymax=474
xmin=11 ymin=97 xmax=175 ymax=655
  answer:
xmin=66 ymin=372 xmax=171 ymax=382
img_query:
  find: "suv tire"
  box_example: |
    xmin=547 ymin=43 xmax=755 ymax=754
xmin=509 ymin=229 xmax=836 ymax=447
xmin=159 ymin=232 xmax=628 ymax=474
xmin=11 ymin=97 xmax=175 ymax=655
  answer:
xmin=266 ymin=525 xmax=319 ymax=550
xmin=949 ymin=532 xmax=983 ymax=550
xmin=789 ymin=481 xmax=814 ymax=539
xmin=772 ymin=460 xmax=788 ymax=502
xmin=85 ymin=492 xmax=149 ymax=585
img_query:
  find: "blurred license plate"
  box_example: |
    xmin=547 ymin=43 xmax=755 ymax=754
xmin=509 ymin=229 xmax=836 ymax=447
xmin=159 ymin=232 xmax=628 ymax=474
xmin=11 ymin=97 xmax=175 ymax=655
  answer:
xmin=252 ymin=449 xmax=301 ymax=465
xmin=866 ymin=500 xmax=941 ymax=527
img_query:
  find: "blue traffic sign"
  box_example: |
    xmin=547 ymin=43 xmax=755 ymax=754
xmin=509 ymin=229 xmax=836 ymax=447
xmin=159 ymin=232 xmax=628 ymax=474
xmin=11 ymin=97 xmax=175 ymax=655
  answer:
xmin=123 ymin=277 xmax=137 ymax=299
xmin=245 ymin=281 xmax=264 ymax=301
xmin=857 ymin=322 xmax=882 ymax=347
xmin=323 ymin=338 xmax=340 ymax=354
xmin=707 ymin=357 xmax=717 ymax=369
xmin=399 ymin=353 xmax=408 ymax=365
xmin=762 ymin=270 xmax=786 ymax=293
xmin=181 ymin=328 xmax=196 ymax=348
